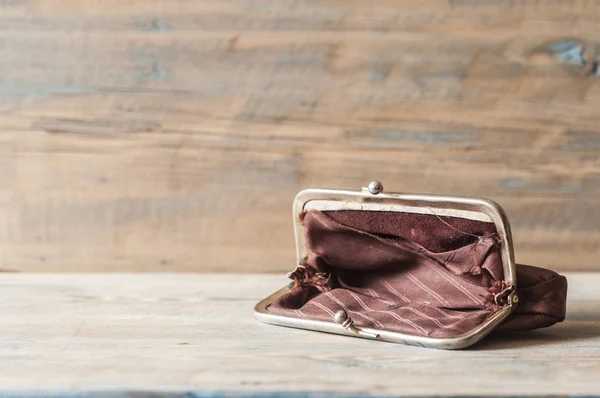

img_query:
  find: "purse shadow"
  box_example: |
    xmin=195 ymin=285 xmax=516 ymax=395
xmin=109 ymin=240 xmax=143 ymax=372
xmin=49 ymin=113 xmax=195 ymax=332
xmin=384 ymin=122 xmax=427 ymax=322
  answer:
xmin=472 ymin=319 xmax=600 ymax=350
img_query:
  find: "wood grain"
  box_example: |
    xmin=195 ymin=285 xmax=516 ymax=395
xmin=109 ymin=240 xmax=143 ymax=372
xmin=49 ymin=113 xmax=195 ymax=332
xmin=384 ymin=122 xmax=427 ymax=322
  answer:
xmin=0 ymin=272 xmax=597 ymax=396
xmin=0 ymin=1 xmax=599 ymax=272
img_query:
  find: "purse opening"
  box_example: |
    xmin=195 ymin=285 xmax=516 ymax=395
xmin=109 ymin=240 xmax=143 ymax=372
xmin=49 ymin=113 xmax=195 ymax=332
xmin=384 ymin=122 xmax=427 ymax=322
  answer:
xmin=266 ymin=209 xmax=511 ymax=338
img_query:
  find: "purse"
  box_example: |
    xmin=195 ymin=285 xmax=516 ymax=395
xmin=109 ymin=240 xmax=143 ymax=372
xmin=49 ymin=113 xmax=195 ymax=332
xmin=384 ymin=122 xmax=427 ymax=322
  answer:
xmin=254 ymin=181 xmax=568 ymax=349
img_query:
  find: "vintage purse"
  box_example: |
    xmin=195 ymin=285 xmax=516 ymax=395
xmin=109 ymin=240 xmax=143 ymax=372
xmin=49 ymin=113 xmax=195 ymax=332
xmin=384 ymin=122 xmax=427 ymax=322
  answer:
xmin=254 ymin=181 xmax=568 ymax=349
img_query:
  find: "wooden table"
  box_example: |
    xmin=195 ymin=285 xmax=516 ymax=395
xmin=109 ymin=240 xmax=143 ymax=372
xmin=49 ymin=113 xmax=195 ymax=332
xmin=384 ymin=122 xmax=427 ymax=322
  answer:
xmin=0 ymin=273 xmax=598 ymax=397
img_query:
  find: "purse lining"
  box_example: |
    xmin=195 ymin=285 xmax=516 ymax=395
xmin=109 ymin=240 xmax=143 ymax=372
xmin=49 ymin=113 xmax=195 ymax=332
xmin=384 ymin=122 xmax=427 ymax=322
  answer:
xmin=268 ymin=210 xmax=505 ymax=338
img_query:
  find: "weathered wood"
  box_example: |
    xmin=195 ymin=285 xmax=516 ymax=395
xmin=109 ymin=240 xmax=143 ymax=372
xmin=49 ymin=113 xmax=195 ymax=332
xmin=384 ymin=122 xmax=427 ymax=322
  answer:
xmin=0 ymin=272 xmax=597 ymax=396
xmin=0 ymin=1 xmax=599 ymax=272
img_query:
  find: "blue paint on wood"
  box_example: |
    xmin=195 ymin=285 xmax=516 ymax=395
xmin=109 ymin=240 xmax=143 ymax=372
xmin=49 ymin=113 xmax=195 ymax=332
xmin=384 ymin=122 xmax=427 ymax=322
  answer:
xmin=547 ymin=39 xmax=599 ymax=77
xmin=501 ymin=179 xmax=531 ymax=189
xmin=369 ymin=69 xmax=388 ymax=83
xmin=152 ymin=64 xmax=167 ymax=77
xmin=372 ymin=130 xmax=472 ymax=143
xmin=548 ymin=39 xmax=586 ymax=65
xmin=2 ymin=392 xmax=599 ymax=398
xmin=509 ymin=201 xmax=599 ymax=230
xmin=0 ymin=392 xmax=397 ymax=398
xmin=136 ymin=17 xmax=168 ymax=32
xmin=501 ymin=179 xmax=585 ymax=194
xmin=0 ymin=0 xmax=25 ymax=6
xmin=150 ymin=18 xmax=167 ymax=32
xmin=563 ymin=137 xmax=600 ymax=151
xmin=132 ymin=53 xmax=169 ymax=82
xmin=0 ymin=84 xmax=96 ymax=104
xmin=0 ymin=342 xmax=26 ymax=350
xmin=368 ymin=63 xmax=393 ymax=83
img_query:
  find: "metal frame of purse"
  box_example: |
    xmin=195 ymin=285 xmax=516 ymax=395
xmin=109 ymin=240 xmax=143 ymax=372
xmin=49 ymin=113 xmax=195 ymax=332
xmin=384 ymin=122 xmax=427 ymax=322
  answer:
xmin=255 ymin=181 xmax=521 ymax=349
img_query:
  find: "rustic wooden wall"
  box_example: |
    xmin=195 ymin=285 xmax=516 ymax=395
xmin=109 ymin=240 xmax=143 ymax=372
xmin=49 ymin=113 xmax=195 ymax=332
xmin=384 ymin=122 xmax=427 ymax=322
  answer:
xmin=0 ymin=0 xmax=598 ymax=272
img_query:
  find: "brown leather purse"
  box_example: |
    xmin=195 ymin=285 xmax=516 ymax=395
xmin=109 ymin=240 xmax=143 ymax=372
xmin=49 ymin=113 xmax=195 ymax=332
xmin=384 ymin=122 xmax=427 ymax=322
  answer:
xmin=255 ymin=181 xmax=567 ymax=349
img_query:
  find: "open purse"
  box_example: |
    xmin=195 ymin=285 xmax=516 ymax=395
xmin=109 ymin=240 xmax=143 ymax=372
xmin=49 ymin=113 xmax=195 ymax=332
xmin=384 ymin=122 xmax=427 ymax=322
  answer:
xmin=254 ymin=181 xmax=568 ymax=349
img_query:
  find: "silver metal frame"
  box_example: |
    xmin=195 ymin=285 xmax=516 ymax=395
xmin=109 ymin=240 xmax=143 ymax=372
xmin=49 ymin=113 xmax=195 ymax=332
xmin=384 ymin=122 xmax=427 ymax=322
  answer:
xmin=254 ymin=183 xmax=518 ymax=349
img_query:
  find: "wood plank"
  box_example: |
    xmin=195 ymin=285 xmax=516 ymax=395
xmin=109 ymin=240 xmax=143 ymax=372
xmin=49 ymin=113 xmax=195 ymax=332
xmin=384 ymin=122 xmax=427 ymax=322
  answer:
xmin=0 ymin=1 xmax=599 ymax=272
xmin=0 ymin=272 xmax=597 ymax=396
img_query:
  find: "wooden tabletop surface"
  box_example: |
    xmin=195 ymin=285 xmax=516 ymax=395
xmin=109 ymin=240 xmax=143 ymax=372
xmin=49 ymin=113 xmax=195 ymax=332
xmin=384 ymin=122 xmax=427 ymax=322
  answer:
xmin=0 ymin=273 xmax=598 ymax=397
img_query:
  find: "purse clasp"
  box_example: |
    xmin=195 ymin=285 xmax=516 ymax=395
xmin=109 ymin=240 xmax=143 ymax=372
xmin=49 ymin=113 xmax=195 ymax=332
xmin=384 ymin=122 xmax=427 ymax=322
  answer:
xmin=333 ymin=310 xmax=380 ymax=339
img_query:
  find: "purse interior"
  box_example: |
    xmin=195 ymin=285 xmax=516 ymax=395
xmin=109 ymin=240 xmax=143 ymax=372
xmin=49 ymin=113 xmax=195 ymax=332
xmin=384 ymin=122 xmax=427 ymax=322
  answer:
xmin=266 ymin=209 xmax=512 ymax=338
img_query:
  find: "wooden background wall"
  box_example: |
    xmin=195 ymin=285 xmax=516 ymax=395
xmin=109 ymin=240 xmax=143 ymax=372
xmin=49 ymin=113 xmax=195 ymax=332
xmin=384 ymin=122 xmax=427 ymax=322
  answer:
xmin=0 ymin=0 xmax=598 ymax=273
